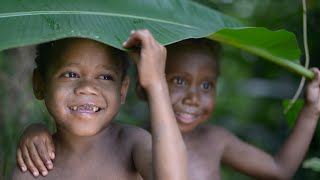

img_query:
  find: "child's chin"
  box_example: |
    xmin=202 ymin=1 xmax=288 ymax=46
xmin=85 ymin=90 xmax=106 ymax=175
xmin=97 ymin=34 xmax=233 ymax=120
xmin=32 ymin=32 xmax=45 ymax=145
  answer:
xmin=70 ymin=126 xmax=103 ymax=137
xmin=178 ymin=124 xmax=196 ymax=133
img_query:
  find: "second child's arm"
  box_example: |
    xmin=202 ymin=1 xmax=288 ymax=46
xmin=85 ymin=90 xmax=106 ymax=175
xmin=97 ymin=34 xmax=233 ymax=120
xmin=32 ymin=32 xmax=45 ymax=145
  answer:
xmin=123 ymin=29 xmax=187 ymax=180
xmin=16 ymin=123 xmax=54 ymax=177
xmin=222 ymin=68 xmax=320 ymax=179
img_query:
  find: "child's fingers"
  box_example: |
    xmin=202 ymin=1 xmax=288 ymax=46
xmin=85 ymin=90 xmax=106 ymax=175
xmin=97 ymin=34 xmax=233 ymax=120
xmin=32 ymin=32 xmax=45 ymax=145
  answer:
xmin=123 ymin=34 xmax=141 ymax=49
xmin=123 ymin=31 xmax=143 ymax=63
xmin=123 ymin=29 xmax=155 ymax=49
xmin=27 ymin=143 xmax=48 ymax=176
xmin=123 ymin=30 xmax=143 ymax=48
xmin=46 ymin=136 xmax=55 ymax=160
xmin=310 ymin=68 xmax=320 ymax=80
xmin=16 ymin=148 xmax=27 ymax=172
xmin=22 ymin=146 xmax=40 ymax=177
xmin=307 ymin=68 xmax=320 ymax=89
xmin=305 ymin=68 xmax=320 ymax=105
xmin=34 ymin=140 xmax=53 ymax=170
xmin=123 ymin=29 xmax=165 ymax=65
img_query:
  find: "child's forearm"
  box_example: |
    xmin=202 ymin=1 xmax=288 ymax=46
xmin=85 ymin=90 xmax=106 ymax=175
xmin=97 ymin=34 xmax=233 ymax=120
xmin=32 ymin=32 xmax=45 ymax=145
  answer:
xmin=274 ymin=105 xmax=319 ymax=179
xmin=146 ymin=79 xmax=187 ymax=180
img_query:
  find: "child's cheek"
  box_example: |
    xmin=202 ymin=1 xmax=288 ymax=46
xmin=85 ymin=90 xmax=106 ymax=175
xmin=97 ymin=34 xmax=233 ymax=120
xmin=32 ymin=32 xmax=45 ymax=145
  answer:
xmin=168 ymin=87 xmax=183 ymax=104
xmin=203 ymin=95 xmax=215 ymax=113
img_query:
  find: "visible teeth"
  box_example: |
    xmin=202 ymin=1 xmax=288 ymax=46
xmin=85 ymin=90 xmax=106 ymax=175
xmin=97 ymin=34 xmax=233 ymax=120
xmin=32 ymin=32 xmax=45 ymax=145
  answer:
xmin=72 ymin=106 xmax=78 ymax=111
xmin=177 ymin=112 xmax=192 ymax=115
xmin=181 ymin=113 xmax=193 ymax=117
xmin=70 ymin=105 xmax=100 ymax=112
xmin=93 ymin=107 xmax=99 ymax=112
xmin=176 ymin=112 xmax=197 ymax=117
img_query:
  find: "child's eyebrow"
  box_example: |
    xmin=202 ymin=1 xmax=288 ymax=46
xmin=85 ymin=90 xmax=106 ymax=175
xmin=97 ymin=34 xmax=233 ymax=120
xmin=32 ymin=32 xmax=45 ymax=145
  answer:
xmin=59 ymin=63 xmax=120 ymax=75
xmin=96 ymin=65 xmax=120 ymax=75
xmin=62 ymin=63 xmax=80 ymax=67
xmin=62 ymin=63 xmax=116 ymax=70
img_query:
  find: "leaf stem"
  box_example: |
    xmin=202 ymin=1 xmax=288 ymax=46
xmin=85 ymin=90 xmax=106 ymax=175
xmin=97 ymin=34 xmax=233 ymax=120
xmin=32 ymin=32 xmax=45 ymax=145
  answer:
xmin=284 ymin=0 xmax=311 ymax=114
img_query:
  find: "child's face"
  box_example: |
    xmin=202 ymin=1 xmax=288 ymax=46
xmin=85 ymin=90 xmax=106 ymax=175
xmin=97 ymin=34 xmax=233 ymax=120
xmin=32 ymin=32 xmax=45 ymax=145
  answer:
xmin=33 ymin=38 xmax=129 ymax=136
xmin=166 ymin=45 xmax=218 ymax=133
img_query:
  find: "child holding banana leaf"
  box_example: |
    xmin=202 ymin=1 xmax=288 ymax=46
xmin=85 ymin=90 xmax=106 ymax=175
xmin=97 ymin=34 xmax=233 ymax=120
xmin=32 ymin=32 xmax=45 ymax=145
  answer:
xmin=11 ymin=30 xmax=187 ymax=180
xmin=16 ymin=32 xmax=320 ymax=179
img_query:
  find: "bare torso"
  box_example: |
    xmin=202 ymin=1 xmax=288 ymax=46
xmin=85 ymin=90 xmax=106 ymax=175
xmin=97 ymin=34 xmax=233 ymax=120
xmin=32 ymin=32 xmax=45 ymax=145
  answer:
xmin=12 ymin=123 xmax=145 ymax=180
xmin=12 ymin=124 xmax=234 ymax=180
xmin=183 ymin=125 xmax=228 ymax=180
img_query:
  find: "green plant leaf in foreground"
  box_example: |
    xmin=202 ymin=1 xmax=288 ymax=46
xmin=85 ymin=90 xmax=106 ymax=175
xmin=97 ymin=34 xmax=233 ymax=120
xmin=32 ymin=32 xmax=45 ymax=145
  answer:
xmin=303 ymin=157 xmax=320 ymax=172
xmin=0 ymin=0 xmax=240 ymax=50
xmin=209 ymin=28 xmax=314 ymax=79
xmin=0 ymin=0 xmax=313 ymax=78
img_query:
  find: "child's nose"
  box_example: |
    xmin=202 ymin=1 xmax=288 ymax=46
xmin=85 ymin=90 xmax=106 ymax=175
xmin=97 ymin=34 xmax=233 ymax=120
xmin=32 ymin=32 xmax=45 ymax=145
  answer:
xmin=74 ymin=80 xmax=98 ymax=96
xmin=182 ymin=87 xmax=200 ymax=106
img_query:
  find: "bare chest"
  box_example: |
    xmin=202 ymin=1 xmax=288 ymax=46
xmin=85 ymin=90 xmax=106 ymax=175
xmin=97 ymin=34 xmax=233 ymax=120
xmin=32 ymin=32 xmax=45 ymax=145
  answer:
xmin=186 ymin=136 xmax=224 ymax=180
xmin=41 ymin=150 xmax=140 ymax=180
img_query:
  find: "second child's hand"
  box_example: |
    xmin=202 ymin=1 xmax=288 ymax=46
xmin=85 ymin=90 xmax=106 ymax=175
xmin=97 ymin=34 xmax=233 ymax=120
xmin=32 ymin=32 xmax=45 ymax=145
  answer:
xmin=123 ymin=29 xmax=167 ymax=91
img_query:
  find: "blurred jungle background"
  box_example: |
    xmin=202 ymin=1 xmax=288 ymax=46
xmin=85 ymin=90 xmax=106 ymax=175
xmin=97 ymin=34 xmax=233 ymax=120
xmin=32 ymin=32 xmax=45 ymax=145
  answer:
xmin=0 ymin=0 xmax=319 ymax=179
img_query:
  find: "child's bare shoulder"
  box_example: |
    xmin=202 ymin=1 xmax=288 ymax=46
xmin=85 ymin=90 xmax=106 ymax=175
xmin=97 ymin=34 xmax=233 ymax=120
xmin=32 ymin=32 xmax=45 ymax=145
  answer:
xmin=116 ymin=123 xmax=150 ymax=139
xmin=114 ymin=122 xmax=152 ymax=177
xmin=114 ymin=123 xmax=151 ymax=147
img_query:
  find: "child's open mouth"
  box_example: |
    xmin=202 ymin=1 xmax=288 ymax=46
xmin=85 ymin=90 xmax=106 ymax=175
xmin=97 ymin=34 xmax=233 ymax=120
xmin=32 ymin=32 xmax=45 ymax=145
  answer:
xmin=175 ymin=111 xmax=199 ymax=124
xmin=68 ymin=104 xmax=102 ymax=113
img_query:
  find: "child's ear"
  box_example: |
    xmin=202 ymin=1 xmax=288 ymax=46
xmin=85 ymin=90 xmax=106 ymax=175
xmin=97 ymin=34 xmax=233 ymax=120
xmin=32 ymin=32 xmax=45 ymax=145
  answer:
xmin=120 ymin=76 xmax=130 ymax=104
xmin=32 ymin=69 xmax=45 ymax=100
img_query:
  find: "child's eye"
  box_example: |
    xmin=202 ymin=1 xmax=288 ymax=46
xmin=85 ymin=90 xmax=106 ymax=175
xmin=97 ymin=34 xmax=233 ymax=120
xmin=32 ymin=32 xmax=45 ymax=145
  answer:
xmin=201 ymin=81 xmax=213 ymax=90
xmin=62 ymin=72 xmax=79 ymax=78
xmin=173 ymin=77 xmax=185 ymax=85
xmin=98 ymin=74 xmax=114 ymax=81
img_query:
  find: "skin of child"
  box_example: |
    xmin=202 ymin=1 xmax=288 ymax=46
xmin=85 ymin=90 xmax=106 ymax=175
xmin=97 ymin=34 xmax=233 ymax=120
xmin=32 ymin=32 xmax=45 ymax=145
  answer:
xmin=12 ymin=31 xmax=187 ymax=180
xmin=17 ymin=38 xmax=320 ymax=180
xmin=164 ymin=40 xmax=320 ymax=180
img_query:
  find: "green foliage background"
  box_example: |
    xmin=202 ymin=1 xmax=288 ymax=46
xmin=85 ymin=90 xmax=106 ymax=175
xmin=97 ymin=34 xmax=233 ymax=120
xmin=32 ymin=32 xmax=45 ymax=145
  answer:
xmin=0 ymin=0 xmax=320 ymax=179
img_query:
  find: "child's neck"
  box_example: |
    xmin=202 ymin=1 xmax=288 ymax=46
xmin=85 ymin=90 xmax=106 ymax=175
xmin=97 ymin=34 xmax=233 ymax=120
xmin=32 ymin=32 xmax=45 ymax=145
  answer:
xmin=54 ymin=123 xmax=115 ymax=156
xmin=182 ymin=128 xmax=198 ymax=142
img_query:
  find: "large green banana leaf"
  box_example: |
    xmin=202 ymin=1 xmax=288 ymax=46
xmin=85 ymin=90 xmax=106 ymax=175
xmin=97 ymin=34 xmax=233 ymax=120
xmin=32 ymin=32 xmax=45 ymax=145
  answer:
xmin=0 ymin=0 xmax=240 ymax=49
xmin=0 ymin=0 xmax=313 ymax=78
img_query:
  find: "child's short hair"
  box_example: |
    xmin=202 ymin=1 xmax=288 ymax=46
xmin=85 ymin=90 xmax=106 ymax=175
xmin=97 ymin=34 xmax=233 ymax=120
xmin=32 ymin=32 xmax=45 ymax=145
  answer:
xmin=136 ymin=38 xmax=221 ymax=100
xmin=35 ymin=38 xmax=130 ymax=81
xmin=166 ymin=38 xmax=221 ymax=77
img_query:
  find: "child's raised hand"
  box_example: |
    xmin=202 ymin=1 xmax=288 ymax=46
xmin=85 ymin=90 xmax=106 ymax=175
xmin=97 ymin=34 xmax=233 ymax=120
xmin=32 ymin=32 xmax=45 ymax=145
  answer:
xmin=305 ymin=68 xmax=320 ymax=115
xmin=123 ymin=29 xmax=167 ymax=91
xmin=16 ymin=123 xmax=55 ymax=177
